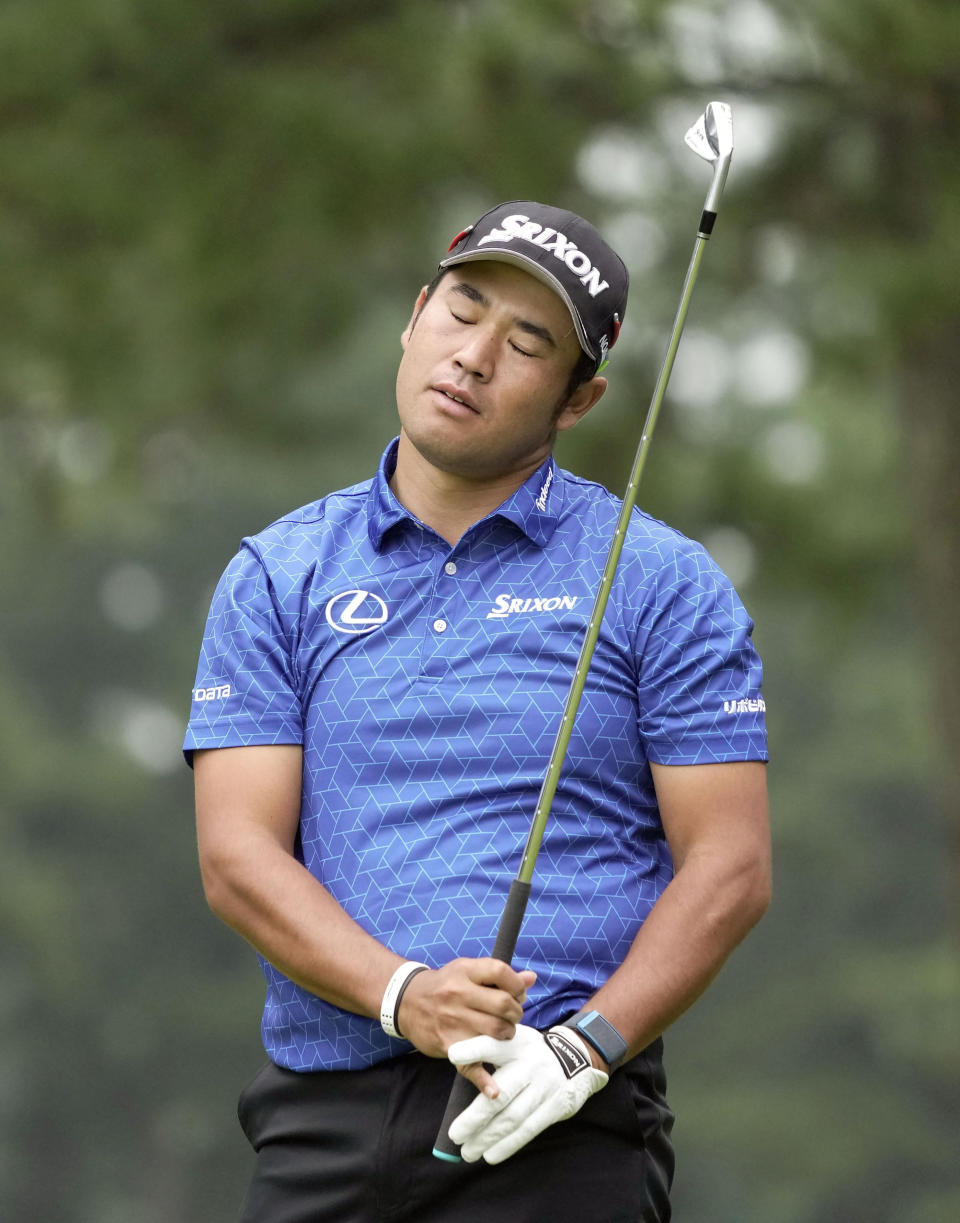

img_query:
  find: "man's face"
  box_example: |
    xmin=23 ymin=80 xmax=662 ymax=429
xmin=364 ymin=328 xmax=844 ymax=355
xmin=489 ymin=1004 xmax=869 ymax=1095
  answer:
xmin=395 ymin=261 xmax=604 ymax=483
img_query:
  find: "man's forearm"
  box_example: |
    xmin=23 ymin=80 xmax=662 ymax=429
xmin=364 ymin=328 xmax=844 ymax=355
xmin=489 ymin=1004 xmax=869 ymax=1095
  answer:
xmin=584 ymin=846 xmax=771 ymax=1065
xmin=201 ymin=824 xmax=403 ymax=1017
xmin=199 ymin=822 xmax=534 ymax=1069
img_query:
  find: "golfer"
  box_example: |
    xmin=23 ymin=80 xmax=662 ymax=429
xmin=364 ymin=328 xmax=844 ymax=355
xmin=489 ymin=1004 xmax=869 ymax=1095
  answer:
xmin=185 ymin=200 xmax=771 ymax=1222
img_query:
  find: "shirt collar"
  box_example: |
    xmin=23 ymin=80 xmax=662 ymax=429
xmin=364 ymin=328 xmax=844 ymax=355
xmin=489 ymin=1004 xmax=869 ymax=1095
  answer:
xmin=366 ymin=438 xmax=562 ymax=551
xmin=366 ymin=438 xmax=411 ymax=549
xmin=493 ymin=454 xmax=560 ymax=547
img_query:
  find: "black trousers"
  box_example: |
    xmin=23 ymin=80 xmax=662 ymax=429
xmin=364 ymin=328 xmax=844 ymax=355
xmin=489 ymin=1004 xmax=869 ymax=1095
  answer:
xmin=237 ymin=1044 xmax=674 ymax=1222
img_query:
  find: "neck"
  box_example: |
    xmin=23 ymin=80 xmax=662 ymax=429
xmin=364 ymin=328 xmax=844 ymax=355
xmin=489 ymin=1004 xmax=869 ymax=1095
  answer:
xmin=389 ymin=433 xmax=545 ymax=546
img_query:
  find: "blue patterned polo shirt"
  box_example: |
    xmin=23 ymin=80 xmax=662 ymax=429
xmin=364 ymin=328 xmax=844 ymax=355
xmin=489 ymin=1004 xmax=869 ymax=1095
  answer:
xmin=184 ymin=437 xmax=768 ymax=1070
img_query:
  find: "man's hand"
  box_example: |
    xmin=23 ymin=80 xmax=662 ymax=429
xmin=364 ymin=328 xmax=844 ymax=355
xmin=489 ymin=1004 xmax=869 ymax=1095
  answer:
xmin=446 ymin=1023 xmax=608 ymax=1164
xmin=397 ymin=959 xmax=536 ymax=1067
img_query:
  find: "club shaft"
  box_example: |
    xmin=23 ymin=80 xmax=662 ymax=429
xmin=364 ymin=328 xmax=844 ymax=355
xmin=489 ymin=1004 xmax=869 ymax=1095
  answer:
xmin=432 ymin=234 xmax=712 ymax=1165
xmin=518 ymin=232 xmax=709 ymax=885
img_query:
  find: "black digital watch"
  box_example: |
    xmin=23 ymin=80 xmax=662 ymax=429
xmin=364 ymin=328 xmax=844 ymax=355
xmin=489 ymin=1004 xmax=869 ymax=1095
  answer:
xmin=562 ymin=1009 xmax=629 ymax=1072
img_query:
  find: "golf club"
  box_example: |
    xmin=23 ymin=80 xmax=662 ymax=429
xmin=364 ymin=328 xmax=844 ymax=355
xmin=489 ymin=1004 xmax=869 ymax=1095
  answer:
xmin=433 ymin=100 xmax=735 ymax=1162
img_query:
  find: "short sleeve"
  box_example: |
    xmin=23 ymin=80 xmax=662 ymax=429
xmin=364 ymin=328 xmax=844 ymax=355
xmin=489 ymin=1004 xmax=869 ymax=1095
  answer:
xmin=183 ymin=543 xmax=303 ymax=764
xmin=635 ymin=543 xmax=768 ymax=765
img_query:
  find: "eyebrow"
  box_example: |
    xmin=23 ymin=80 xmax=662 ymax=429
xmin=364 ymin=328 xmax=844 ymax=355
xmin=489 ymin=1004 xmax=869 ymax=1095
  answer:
xmin=449 ymin=280 xmax=558 ymax=349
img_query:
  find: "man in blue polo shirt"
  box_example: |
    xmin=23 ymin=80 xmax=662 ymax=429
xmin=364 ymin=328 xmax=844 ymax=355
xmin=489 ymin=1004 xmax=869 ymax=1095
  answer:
xmin=186 ymin=201 xmax=771 ymax=1222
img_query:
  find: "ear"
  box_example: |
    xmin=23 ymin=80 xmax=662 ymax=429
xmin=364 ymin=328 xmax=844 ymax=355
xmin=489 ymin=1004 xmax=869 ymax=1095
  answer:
xmin=401 ymin=286 xmax=430 ymax=350
xmin=555 ymin=376 xmax=607 ymax=433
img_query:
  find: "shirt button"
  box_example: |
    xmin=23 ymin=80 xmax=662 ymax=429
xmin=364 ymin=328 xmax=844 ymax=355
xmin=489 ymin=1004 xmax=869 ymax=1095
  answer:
xmin=444 ymin=561 xmax=457 ymax=576
xmin=433 ymin=618 xmax=447 ymax=633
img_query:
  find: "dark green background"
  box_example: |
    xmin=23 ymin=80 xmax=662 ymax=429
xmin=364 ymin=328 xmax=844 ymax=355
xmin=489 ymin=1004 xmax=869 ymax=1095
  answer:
xmin=2 ymin=2 xmax=958 ymax=1219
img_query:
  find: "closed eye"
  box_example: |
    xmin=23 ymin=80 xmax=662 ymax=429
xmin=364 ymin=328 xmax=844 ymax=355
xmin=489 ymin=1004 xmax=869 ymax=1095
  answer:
xmin=450 ymin=304 xmax=539 ymax=357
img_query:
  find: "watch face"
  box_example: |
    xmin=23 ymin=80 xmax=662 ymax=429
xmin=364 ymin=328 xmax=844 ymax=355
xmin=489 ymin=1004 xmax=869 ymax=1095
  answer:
xmin=576 ymin=1012 xmax=627 ymax=1067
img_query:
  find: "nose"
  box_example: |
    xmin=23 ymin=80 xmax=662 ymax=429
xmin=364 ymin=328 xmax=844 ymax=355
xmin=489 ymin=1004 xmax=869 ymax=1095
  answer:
xmin=452 ymin=325 xmax=498 ymax=382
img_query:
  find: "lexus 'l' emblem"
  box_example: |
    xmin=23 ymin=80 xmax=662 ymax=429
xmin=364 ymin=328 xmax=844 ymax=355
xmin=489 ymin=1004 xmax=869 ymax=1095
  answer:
xmin=324 ymin=589 xmax=389 ymax=635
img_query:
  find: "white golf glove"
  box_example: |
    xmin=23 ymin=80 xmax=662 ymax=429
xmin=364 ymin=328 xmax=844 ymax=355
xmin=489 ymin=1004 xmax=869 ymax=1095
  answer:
xmin=446 ymin=1023 xmax=608 ymax=1164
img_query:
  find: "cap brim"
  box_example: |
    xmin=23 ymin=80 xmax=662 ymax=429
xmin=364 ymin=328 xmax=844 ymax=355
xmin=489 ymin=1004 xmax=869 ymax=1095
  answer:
xmin=439 ymin=248 xmax=597 ymax=362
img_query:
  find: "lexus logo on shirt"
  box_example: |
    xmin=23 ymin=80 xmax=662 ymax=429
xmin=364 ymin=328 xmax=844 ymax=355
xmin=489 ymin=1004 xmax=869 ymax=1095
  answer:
xmin=324 ymin=589 xmax=389 ymax=635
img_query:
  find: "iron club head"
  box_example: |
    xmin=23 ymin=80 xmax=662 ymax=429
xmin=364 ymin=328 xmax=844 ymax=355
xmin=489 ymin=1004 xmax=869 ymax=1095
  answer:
xmin=684 ymin=101 xmax=733 ymax=219
xmin=684 ymin=101 xmax=734 ymax=164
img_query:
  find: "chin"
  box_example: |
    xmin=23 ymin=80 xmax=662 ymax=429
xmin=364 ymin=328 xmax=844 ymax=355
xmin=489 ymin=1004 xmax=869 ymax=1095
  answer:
xmin=412 ymin=433 xmax=483 ymax=477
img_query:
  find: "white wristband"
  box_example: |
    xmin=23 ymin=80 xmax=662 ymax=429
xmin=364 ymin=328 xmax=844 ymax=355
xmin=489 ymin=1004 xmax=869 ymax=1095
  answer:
xmin=380 ymin=961 xmax=429 ymax=1039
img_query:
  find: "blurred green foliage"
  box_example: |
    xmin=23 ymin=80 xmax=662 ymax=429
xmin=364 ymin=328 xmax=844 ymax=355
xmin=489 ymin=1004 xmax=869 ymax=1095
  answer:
xmin=1 ymin=1 xmax=957 ymax=1220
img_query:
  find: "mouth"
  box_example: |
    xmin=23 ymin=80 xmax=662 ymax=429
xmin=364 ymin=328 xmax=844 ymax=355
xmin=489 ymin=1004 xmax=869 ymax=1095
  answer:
xmin=432 ymin=384 xmax=479 ymax=414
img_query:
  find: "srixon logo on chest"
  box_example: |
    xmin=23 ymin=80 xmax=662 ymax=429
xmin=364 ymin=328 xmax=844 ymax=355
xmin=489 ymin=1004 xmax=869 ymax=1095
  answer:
xmin=486 ymin=593 xmax=580 ymax=620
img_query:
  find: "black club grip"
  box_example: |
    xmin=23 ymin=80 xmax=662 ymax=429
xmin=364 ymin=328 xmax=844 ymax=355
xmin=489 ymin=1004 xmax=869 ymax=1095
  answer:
xmin=432 ymin=878 xmax=531 ymax=1161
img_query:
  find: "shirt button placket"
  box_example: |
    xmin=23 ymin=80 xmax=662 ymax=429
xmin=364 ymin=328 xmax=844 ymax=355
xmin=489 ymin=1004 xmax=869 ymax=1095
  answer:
xmin=435 ymin=558 xmax=456 ymax=634
xmin=425 ymin=560 xmax=454 ymax=665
